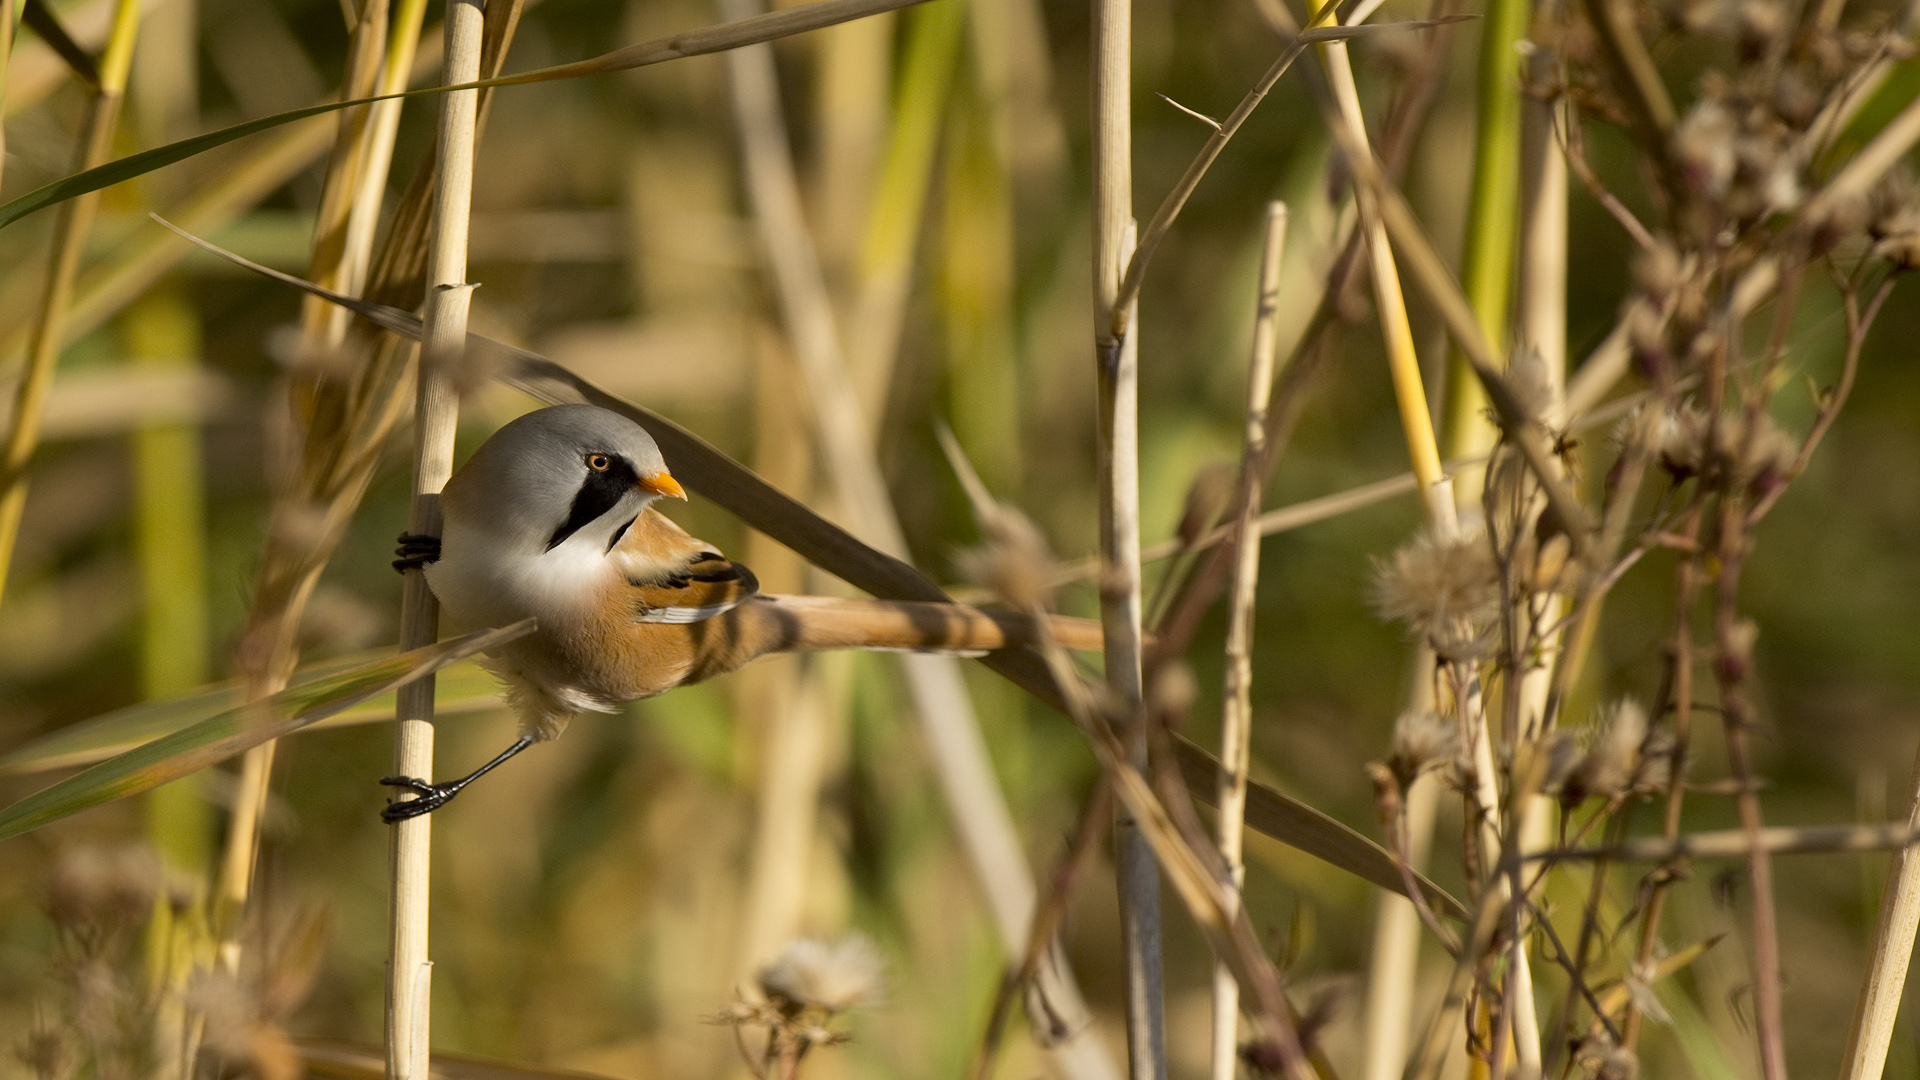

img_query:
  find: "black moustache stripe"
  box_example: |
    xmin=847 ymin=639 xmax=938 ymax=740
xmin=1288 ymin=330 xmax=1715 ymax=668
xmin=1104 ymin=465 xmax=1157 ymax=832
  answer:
xmin=605 ymin=515 xmax=638 ymax=552
xmin=547 ymin=456 xmax=640 ymax=551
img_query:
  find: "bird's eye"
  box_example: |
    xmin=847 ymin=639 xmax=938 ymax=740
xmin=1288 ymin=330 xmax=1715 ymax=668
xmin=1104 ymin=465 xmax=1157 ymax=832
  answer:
xmin=587 ymin=454 xmax=612 ymax=472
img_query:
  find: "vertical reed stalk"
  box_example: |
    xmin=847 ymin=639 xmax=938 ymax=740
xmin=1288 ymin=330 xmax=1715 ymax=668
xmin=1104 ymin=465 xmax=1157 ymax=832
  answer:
xmin=1312 ymin=17 xmax=1453 ymax=529
xmin=302 ymin=0 xmax=391 ymax=343
xmin=0 ymin=0 xmax=141 ymax=607
xmin=720 ymin=8 xmax=1116 ymax=1075
xmin=1359 ymin=654 xmax=1440 ymax=1080
xmin=1840 ymin=746 xmax=1920 ymax=1080
xmin=1090 ymin=0 xmax=1165 ymax=1066
xmin=385 ymin=0 xmax=484 ymax=1074
xmin=1211 ymin=202 xmax=1288 ymax=1080
xmin=332 ymin=0 xmax=431 ymax=333
xmin=130 ymin=286 xmax=214 ymax=874
xmin=1440 ymin=0 xmax=1527 ymax=491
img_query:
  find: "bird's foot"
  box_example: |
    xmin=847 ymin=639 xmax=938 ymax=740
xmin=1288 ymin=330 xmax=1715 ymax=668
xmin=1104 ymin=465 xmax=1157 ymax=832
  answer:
xmin=380 ymin=775 xmax=458 ymax=821
xmin=392 ymin=533 xmax=442 ymax=574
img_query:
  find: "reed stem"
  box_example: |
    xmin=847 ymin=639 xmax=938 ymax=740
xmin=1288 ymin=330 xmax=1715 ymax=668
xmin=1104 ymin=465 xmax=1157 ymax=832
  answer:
xmin=385 ymin=0 xmax=483 ymax=1073
xmin=1211 ymin=201 xmax=1288 ymax=1080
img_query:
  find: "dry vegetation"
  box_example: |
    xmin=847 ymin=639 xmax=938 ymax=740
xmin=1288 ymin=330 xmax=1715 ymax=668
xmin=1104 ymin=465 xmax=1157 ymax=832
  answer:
xmin=3 ymin=0 xmax=1920 ymax=1075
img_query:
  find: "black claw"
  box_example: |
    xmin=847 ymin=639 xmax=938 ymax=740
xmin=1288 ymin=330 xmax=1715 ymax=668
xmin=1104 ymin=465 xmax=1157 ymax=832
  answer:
xmin=392 ymin=532 xmax=442 ymax=574
xmin=380 ymin=775 xmax=455 ymax=822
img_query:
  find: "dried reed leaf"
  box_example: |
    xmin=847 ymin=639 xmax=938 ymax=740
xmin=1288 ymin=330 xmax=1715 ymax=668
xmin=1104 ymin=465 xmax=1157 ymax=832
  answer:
xmin=1175 ymin=737 xmax=1468 ymax=920
xmin=0 ymin=621 xmax=531 ymax=841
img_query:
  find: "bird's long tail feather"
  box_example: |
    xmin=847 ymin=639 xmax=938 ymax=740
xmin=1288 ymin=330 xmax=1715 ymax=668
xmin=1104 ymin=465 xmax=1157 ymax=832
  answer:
xmin=729 ymin=594 xmax=1103 ymax=660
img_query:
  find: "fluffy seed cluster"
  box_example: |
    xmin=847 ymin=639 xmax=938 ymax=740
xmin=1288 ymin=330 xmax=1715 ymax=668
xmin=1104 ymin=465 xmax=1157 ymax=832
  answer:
xmin=1371 ymin=528 xmax=1502 ymax=661
xmin=1870 ymin=167 xmax=1920 ymax=267
xmin=1386 ymin=710 xmax=1462 ymax=788
xmin=758 ymin=935 xmax=886 ymax=1014
xmin=1652 ymin=402 xmax=1798 ymax=493
xmin=1561 ymin=699 xmax=1674 ymax=803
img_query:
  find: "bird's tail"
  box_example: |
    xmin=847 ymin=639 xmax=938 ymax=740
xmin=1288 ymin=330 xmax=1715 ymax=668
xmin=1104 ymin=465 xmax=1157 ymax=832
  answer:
xmin=729 ymin=594 xmax=1104 ymax=659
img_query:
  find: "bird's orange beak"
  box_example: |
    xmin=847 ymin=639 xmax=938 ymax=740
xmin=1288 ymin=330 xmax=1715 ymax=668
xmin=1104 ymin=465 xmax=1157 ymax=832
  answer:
xmin=639 ymin=470 xmax=687 ymax=500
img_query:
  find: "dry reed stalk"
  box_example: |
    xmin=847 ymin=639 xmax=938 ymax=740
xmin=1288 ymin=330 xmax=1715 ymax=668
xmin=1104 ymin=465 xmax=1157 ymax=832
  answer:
xmin=1089 ymin=0 xmax=1167 ymax=1061
xmin=717 ymin=7 xmax=1118 ymax=1075
xmin=302 ymin=0 xmax=392 ymax=343
xmin=383 ymin=0 xmax=483 ymax=1073
xmin=1359 ymin=653 xmax=1440 ymax=1080
xmin=1210 ymin=201 xmax=1287 ymax=1080
xmin=1311 ymin=8 xmax=1452 ymax=531
xmin=0 ymin=0 xmax=141 ymax=607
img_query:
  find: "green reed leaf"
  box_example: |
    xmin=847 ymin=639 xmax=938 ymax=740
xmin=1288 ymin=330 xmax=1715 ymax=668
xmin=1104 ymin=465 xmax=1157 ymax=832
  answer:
xmin=0 ymin=621 xmax=531 ymax=841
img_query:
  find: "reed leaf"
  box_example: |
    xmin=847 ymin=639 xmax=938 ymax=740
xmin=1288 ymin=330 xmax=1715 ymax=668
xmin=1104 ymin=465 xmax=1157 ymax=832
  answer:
xmin=0 ymin=621 xmax=531 ymax=841
xmin=0 ymin=657 xmax=504 ymax=775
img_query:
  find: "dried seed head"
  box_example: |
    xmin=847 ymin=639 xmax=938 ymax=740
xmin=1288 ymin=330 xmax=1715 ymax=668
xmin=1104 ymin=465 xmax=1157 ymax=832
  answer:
xmin=1572 ymin=699 xmax=1650 ymax=799
xmin=954 ymin=503 xmax=1059 ymax=613
xmin=1870 ymin=167 xmax=1920 ymax=268
xmin=1387 ymin=710 xmax=1461 ymax=787
xmin=1717 ymin=618 xmax=1761 ymax=682
xmin=1672 ymin=100 xmax=1739 ymax=200
xmin=1736 ymin=0 xmax=1786 ymax=59
xmin=1576 ymin=1033 xmax=1639 ymax=1080
xmin=1770 ymin=68 xmax=1821 ymax=128
xmin=1631 ymin=240 xmax=1686 ymax=298
xmin=46 ymin=846 xmax=160 ymax=933
xmin=1370 ymin=528 xmax=1501 ymax=661
xmin=1654 ymin=402 xmax=1710 ymax=478
xmin=1713 ymin=410 xmax=1798 ymax=493
xmin=758 ymin=935 xmax=885 ymax=1014
xmin=184 ymin=971 xmax=259 ymax=1061
xmin=17 ymin=1026 xmax=72 ymax=1080
xmin=1732 ymin=132 xmax=1802 ymax=219
xmin=1507 ymin=348 xmax=1558 ymax=424
xmin=1537 ymin=730 xmax=1584 ymax=794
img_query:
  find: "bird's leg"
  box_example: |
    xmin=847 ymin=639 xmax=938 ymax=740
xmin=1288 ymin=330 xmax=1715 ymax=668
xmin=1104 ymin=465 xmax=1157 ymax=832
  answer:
xmin=379 ymin=734 xmax=535 ymax=822
xmin=392 ymin=533 xmax=442 ymax=574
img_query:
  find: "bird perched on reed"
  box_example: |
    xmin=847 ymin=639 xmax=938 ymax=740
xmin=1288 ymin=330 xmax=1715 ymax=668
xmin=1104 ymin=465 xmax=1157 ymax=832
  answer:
xmin=382 ymin=404 xmax=1098 ymax=820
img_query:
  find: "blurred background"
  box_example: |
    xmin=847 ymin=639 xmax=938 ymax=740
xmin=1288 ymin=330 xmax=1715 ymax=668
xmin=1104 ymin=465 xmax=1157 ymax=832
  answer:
xmin=1 ymin=0 xmax=1919 ymax=1074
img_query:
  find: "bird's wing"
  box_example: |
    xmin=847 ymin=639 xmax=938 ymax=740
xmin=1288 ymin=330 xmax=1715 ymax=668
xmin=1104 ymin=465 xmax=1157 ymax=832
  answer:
xmin=610 ymin=508 xmax=761 ymax=624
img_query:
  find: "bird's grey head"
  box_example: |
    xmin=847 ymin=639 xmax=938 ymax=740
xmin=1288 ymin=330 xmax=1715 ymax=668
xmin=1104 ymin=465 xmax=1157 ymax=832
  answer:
xmin=457 ymin=404 xmax=686 ymax=554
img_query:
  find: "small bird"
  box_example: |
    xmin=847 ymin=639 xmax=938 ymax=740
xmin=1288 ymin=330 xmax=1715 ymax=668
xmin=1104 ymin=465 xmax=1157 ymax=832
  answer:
xmin=383 ymin=404 xmax=1099 ymax=821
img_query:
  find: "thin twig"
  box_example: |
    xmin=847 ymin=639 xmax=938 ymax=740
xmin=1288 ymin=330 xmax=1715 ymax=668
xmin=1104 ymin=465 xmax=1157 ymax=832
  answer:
xmin=1541 ymin=822 xmax=1920 ymax=862
xmin=1212 ymin=202 xmax=1289 ymax=1080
